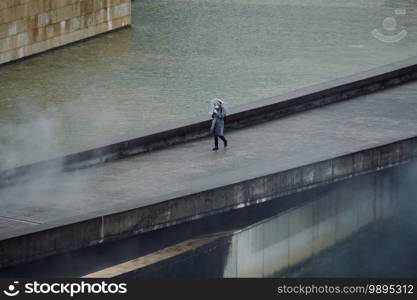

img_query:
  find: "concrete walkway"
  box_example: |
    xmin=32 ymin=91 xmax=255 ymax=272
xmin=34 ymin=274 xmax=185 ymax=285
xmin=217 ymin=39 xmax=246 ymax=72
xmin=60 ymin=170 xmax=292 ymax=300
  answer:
xmin=1 ymin=80 xmax=417 ymax=237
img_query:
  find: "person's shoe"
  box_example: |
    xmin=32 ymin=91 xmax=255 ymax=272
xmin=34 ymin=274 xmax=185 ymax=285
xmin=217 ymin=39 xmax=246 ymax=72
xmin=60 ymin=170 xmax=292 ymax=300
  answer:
xmin=212 ymin=147 xmax=219 ymax=151
xmin=224 ymin=140 xmax=228 ymax=148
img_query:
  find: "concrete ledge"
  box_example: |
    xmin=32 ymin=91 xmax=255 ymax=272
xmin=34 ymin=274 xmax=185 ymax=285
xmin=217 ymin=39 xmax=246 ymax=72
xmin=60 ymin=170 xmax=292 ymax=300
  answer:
xmin=82 ymin=165 xmax=398 ymax=278
xmin=82 ymin=232 xmax=233 ymax=278
xmin=1 ymin=134 xmax=416 ymax=268
xmin=1 ymin=56 xmax=417 ymax=188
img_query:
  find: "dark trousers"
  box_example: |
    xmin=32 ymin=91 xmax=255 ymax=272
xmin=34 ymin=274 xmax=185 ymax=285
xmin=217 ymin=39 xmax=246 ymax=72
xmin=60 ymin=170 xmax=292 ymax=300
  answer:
xmin=214 ymin=135 xmax=227 ymax=148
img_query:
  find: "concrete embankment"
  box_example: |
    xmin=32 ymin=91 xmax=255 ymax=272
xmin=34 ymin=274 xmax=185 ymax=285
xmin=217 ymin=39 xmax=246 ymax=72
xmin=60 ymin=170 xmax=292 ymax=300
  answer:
xmin=84 ymin=164 xmax=402 ymax=278
xmin=1 ymin=57 xmax=417 ymax=188
xmin=1 ymin=58 xmax=417 ymax=269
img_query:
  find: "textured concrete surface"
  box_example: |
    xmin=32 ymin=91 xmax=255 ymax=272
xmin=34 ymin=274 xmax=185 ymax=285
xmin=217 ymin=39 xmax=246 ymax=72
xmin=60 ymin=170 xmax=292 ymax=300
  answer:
xmin=0 ymin=0 xmax=131 ymax=65
xmin=2 ymin=56 xmax=416 ymax=181
xmin=82 ymin=232 xmax=231 ymax=278
xmin=84 ymin=167 xmax=397 ymax=278
xmin=1 ymin=80 xmax=417 ymax=267
xmin=0 ymin=80 xmax=417 ymax=235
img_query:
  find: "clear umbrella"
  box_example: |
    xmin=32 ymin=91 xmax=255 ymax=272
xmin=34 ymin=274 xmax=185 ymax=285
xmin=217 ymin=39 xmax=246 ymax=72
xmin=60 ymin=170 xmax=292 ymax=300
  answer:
xmin=206 ymin=98 xmax=229 ymax=116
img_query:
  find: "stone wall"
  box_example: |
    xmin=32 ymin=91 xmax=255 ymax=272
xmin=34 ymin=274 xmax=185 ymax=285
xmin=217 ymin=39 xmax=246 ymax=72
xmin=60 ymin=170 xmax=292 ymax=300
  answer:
xmin=0 ymin=0 xmax=131 ymax=65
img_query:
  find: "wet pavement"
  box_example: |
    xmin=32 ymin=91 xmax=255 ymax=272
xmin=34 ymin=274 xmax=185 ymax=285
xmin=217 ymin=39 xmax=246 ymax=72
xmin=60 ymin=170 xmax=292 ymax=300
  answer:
xmin=1 ymin=80 xmax=417 ymax=237
xmin=1 ymin=0 xmax=417 ymax=167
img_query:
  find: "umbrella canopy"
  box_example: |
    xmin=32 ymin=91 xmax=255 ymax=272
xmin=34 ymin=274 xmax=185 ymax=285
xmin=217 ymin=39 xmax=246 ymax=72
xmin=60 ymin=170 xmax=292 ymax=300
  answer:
xmin=206 ymin=98 xmax=229 ymax=116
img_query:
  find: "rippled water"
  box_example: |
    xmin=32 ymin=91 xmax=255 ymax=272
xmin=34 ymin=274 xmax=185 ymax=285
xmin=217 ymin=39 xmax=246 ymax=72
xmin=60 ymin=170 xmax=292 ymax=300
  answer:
xmin=0 ymin=0 xmax=416 ymax=167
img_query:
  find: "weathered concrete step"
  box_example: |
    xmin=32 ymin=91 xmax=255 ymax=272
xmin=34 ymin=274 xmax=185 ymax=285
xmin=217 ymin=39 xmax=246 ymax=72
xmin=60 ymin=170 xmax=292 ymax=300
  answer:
xmin=82 ymin=232 xmax=232 ymax=278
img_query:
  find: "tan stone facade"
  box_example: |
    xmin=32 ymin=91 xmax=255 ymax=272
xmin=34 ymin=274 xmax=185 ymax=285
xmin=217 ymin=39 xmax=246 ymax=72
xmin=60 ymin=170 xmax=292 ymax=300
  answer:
xmin=0 ymin=0 xmax=131 ymax=65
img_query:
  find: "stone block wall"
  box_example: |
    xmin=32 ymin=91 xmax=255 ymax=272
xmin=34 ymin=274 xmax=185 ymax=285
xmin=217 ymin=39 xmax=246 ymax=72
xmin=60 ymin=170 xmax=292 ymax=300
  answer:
xmin=0 ymin=0 xmax=131 ymax=65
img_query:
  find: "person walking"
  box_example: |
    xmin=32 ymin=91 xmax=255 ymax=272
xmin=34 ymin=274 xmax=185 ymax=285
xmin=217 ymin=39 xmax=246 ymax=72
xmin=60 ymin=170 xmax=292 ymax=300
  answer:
xmin=210 ymin=100 xmax=228 ymax=151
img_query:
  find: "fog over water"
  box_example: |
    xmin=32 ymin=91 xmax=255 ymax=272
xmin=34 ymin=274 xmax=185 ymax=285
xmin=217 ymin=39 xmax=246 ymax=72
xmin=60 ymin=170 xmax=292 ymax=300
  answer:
xmin=1 ymin=0 xmax=417 ymax=167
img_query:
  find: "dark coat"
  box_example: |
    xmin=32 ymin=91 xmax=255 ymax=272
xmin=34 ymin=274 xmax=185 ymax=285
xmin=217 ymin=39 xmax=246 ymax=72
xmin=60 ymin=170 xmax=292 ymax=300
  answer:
xmin=210 ymin=108 xmax=226 ymax=136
